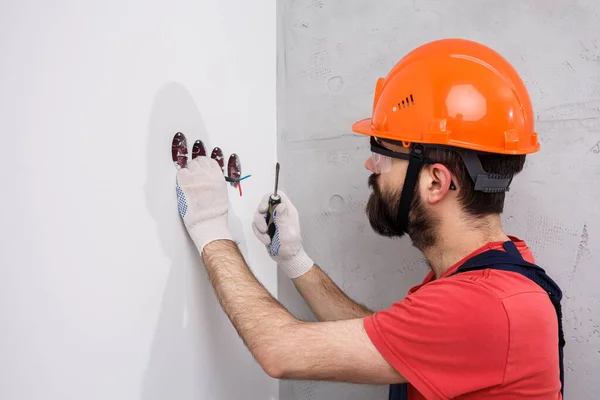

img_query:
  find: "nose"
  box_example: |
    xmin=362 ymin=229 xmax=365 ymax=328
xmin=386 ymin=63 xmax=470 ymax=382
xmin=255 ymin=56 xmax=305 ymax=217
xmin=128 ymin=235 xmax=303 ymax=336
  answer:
xmin=365 ymin=156 xmax=375 ymax=173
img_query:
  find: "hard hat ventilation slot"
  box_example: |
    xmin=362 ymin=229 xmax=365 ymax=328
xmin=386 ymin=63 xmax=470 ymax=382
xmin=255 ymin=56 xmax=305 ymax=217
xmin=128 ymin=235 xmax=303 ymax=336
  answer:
xmin=394 ymin=94 xmax=415 ymax=112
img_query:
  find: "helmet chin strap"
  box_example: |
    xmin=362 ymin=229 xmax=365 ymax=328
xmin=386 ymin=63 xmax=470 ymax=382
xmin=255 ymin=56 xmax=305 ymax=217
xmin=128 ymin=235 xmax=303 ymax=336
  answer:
xmin=396 ymin=144 xmax=425 ymax=233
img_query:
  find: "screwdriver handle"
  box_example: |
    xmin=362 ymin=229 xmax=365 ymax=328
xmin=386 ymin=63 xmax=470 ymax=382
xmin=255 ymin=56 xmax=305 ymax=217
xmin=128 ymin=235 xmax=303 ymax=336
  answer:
xmin=265 ymin=195 xmax=281 ymax=240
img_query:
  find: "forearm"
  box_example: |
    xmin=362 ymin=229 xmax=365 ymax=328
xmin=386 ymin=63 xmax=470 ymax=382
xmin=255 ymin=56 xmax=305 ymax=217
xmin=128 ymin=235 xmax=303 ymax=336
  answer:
xmin=201 ymin=239 xmax=298 ymax=377
xmin=175 ymin=158 xmax=399 ymax=384
xmin=293 ymin=264 xmax=373 ymax=322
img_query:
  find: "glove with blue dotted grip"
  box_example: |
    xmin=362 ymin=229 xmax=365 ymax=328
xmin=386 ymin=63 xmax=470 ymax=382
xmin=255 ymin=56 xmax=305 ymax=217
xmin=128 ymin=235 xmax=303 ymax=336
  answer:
xmin=252 ymin=191 xmax=314 ymax=279
xmin=176 ymin=157 xmax=233 ymax=253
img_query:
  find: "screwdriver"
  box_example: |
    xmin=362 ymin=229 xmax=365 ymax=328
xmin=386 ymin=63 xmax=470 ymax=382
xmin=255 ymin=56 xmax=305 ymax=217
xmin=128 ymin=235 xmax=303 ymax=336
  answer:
xmin=265 ymin=162 xmax=281 ymax=240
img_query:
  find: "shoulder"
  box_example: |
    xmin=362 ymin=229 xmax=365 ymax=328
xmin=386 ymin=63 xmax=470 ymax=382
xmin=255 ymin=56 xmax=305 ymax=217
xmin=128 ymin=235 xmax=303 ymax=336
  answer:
xmin=438 ymin=270 xmax=558 ymax=351
xmin=449 ymin=266 xmax=549 ymax=300
xmin=370 ymin=275 xmax=511 ymax=347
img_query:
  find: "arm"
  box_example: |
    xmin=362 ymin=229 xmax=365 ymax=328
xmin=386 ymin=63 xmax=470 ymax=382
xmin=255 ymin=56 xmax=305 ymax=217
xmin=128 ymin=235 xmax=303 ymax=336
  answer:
xmin=202 ymin=239 xmax=403 ymax=383
xmin=292 ymin=264 xmax=373 ymax=321
xmin=175 ymin=157 xmax=405 ymax=384
xmin=252 ymin=191 xmax=372 ymax=321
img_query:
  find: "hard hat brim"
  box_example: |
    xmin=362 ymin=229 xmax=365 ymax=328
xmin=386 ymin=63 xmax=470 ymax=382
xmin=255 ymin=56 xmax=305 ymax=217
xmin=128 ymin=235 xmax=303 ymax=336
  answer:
xmin=351 ymin=118 xmax=374 ymax=136
xmin=351 ymin=117 xmax=540 ymax=154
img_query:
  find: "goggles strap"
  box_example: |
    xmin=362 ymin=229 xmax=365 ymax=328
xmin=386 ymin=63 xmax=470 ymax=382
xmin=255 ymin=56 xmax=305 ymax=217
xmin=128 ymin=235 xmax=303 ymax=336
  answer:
xmin=396 ymin=144 xmax=425 ymax=233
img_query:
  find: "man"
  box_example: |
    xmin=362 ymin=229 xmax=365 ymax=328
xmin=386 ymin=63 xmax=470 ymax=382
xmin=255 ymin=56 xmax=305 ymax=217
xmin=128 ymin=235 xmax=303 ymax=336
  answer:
xmin=175 ymin=38 xmax=564 ymax=399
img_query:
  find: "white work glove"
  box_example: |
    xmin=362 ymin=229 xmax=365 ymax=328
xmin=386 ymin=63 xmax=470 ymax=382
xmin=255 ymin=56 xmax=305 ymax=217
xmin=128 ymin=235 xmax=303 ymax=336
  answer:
xmin=176 ymin=156 xmax=233 ymax=253
xmin=252 ymin=191 xmax=314 ymax=278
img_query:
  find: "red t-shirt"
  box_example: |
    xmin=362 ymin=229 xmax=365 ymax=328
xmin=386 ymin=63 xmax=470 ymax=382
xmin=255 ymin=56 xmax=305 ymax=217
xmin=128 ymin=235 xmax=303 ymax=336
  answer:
xmin=364 ymin=237 xmax=562 ymax=400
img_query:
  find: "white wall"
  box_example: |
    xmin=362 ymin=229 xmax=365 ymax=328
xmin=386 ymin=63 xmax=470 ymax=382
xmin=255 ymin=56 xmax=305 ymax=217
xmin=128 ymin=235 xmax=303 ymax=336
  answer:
xmin=0 ymin=1 xmax=278 ymax=399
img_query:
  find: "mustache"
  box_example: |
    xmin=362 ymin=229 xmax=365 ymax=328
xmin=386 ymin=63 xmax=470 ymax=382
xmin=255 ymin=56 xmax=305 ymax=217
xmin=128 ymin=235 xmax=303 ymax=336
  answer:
xmin=368 ymin=173 xmax=379 ymax=189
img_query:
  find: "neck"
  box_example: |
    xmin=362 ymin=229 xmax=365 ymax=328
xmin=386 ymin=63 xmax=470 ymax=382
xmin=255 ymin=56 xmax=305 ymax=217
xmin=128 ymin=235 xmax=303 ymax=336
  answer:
xmin=422 ymin=214 xmax=510 ymax=279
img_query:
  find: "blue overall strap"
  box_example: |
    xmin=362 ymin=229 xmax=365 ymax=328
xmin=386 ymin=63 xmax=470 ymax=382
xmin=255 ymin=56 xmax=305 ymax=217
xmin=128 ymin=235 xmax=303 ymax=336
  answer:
xmin=388 ymin=382 xmax=408 ymax=400
xmin=453 ymin=241 xmax=565 ymax=396
xmin=388 ymin=241 xmax=564 ymax=400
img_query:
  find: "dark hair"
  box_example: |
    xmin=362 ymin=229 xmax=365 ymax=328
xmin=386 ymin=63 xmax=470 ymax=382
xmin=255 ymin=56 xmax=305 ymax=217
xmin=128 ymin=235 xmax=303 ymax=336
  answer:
xmin=423 ymin=148 xmax=526 ymax=217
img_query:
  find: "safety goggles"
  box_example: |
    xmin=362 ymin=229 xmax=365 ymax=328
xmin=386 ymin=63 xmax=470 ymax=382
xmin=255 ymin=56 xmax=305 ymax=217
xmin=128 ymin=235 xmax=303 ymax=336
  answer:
xmin=370 ymin=136 xmax=457 ymax=190
xmin=370 ymin=136 xmax=415 ymax=174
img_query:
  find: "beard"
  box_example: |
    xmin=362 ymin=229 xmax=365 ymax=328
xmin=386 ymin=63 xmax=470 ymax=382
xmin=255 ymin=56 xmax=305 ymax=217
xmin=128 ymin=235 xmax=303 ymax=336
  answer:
xmin=366 ymin=173 xmax=438 ymax=250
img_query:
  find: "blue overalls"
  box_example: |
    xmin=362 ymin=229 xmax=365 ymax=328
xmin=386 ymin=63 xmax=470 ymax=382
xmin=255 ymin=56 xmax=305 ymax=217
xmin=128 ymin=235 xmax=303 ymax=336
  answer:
xmin=389 ymin=241 xmax=565 ymax=399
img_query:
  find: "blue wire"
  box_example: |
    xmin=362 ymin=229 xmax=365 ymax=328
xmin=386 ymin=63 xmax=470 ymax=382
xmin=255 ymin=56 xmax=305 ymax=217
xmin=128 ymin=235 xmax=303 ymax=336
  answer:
xmin=224 ymin=174 xmax=252 ymax=183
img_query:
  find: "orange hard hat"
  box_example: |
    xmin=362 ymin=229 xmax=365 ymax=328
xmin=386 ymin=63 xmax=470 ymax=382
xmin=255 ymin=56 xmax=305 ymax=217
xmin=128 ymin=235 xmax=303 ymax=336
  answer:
xmin=352 ymin=38 xmax=539 ymax=155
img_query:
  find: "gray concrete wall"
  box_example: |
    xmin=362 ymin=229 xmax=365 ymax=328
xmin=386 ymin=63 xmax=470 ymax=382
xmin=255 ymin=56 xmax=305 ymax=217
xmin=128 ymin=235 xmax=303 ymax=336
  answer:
xmin=277 ymin=1 xmax=600 ymax=399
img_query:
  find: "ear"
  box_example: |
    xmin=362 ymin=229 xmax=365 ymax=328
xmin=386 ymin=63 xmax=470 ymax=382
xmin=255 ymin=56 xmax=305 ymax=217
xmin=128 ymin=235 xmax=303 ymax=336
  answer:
xmin=424 ymin=163 xmax=454 ymax=204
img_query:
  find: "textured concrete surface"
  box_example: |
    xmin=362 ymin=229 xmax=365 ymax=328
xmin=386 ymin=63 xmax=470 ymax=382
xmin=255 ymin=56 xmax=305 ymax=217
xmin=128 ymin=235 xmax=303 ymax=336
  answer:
xmin=277 ymin=1 xmax=600 ymax=398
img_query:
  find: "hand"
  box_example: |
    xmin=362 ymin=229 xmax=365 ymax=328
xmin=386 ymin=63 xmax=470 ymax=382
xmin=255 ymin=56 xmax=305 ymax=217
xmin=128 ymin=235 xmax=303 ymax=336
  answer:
xmin=176 ymin=156 xmax=233 ymax=252
xmin=252 ymin=191 xmax=314 ymax=278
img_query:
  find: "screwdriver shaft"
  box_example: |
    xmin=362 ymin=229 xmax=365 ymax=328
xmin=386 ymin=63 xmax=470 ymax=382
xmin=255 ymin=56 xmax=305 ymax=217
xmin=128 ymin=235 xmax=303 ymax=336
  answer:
xmin=273 ymin=162 xmax=280 ymax=199
xmin=266 ymin=162 xmax=282 ymax=240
